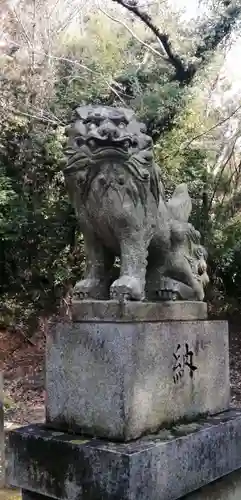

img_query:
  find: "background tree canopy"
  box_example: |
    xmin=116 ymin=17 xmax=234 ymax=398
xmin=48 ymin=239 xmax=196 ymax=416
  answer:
xmin=1 ymin=0 xmax=241 ymax=330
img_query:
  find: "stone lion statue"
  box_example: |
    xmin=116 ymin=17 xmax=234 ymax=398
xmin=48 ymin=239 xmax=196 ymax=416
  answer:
xmin=64 ymin=105 xmax=208 ymax=302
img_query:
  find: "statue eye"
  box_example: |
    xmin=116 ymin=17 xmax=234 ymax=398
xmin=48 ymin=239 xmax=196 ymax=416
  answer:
xmin=88 ymin=123 xmax=96 ymax=130
xmin=119 ymin=122 xmax=125 ymax=128
xmin=75 ymin=137 xmax=83 ymax=147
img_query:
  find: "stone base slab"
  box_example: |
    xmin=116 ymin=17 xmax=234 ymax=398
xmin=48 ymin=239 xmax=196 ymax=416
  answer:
xmin=6 ymin=410 xmax=241 ymax=500
xmin=22 ymin=492 xmax=52 ymax=500
xmin=71 ymin=299 xmax=208 ymax=322
xmin=20 ymin=467 xmax=241 ymax=500
xmin=46 ymin=316 xmax=229 ymax=440
xmin=183 ymin=468 xmax=241 ymax=499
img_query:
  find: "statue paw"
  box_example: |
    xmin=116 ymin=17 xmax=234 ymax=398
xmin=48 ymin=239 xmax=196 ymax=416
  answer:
xmin=195 ymin=284 xmax=205 ymax=301
xmin=73 ymin=279 xmax=107 ymax=300
xmin=158 ymin=289 xmax=180 ymax=301
xmin=110 ymin=276 xmax=144 ymax=301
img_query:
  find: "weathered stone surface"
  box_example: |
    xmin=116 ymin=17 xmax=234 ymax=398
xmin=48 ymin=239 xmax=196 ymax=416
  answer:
xmin=20 ymin=461 xmax=241 ymax=500
xmin=184 ymin=468 xmax=241 ymax=499
xmin=7 ymin=410 xmax=241 ymax=500
xmin=46 ymin=319 xmax=229 ymax=440
xmin=71 ymin=299 xmax=208 ymax=322
xmin=64 ymin=105 xmax=208 ymax=302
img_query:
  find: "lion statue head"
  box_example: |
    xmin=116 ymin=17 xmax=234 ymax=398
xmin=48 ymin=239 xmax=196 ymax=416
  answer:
xmin=64 ymin=105 xmax=160 ymax=206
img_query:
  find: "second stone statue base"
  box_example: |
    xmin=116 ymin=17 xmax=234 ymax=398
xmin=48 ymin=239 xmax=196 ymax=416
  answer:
xmin=7 ymin=410 xmax=241 ymax=500
xmin=45 ymin=300 xmax=229 ymax=441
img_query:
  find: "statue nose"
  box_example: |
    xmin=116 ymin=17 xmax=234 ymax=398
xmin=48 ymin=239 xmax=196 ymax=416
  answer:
xmin=99 ymin=122 xmax=120 ymax=139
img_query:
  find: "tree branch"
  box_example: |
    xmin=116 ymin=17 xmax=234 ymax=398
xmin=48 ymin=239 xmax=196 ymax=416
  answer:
xmin=194 ymin=3 xmax=241 ymax=65
xmin=181 ymin=104 xmax=241 ymax=153
xmin=97 ymin=2 xmax=167 ymax=60
xmin=0 ymin=103 xmax=63 ymax=125
xmin=112 ymin=0 xmax=241 ymax=90
xmin=111 ymin=0 xmax=187 ymax=78
xmin=209 ymin=138 xmax=238 ymax=213
xmin=2 ymin=39 xmax=127 ymax=105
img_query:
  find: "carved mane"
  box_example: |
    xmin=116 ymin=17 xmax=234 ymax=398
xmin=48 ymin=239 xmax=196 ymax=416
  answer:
xmin=64 ymin=105 xmax=160 ymax=206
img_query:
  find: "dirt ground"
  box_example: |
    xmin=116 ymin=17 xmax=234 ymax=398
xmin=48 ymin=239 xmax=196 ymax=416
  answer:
xmin=0 ymin=328 xmax=45 ymax=424
xmin=0 ymin=322 xmax=241 ymax=425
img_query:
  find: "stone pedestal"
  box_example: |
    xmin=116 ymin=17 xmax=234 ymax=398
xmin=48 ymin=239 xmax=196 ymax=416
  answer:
xmin=7 ymin=410 xmax=241 ymax=500
xmin=6 ymin=300 xmax=238 ymax=500
xmin=46 ymin=301 xmax=229 ymax=441
xmin=22 ymin=493 xmax=50 ymax=500
xmin=184 ymin=468 xmax=241 ymax=499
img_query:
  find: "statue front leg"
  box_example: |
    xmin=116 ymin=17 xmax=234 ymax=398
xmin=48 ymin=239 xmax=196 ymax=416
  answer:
xmin=110 ymin=234 xmax=148 ymax=301
xmin=74 ymin=233 xmax=113 ymax=300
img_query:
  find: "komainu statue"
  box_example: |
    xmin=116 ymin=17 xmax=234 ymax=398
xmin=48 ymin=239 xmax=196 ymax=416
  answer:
xmin=64 ymin=105 xmax=208 ymax=302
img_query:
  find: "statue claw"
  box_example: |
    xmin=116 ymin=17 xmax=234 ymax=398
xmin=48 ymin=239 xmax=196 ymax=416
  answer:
xmin=110 ymin=276 xmax=144 ymax=301
xmin=76 ymin=291 xmax=88 ymax=300
xmin=110 ymin=289 xmax=131 ymax=303
xmin=73 ymin=278 xmax=108 ymax=300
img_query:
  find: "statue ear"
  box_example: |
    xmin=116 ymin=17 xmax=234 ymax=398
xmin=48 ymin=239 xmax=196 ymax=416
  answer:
xmin=167 ymin=183 xmax=192 ymax=222
xmin=75 ymin=106 xmax=93 ymax=121
xmin=120 ymin=108 xmax=135 ymax=122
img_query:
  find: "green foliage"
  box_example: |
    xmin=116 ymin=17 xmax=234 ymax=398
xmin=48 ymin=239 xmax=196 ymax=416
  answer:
xmin=1 ymin=4 xmax=241 ymax=330
xmin=0 ymin=114 xmax=84 ymax=330
xmin=154 ymin=98 xmax=212 ymax=236
xmin=209 ymin=214 xmax=241 ymax=303
xmin=153 ymin=86 xmax=241 ymax=310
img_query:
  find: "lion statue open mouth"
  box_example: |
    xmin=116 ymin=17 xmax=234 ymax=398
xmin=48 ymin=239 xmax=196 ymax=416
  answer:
xmin=63 ymin=105 xmax=208 ymax=302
